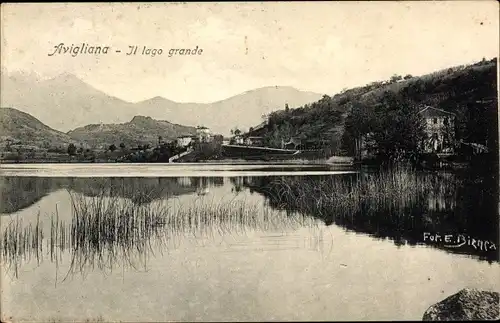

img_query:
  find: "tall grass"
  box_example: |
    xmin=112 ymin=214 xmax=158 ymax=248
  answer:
xmin=2 ymin=167 xmax=466 ymax=278
xmin=2 ymin=212 xmax=43 ymax=277
xmin=1 ymin=191 xmax=318 ymax=279
xmin=264 ymin=166 xmax=456 ymax=224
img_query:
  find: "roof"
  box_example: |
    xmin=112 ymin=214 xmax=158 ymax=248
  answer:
xmin=417 ymin=106 xmax=456 ymax=117
xmin=251 ymin=121 xmax=267 ymax=131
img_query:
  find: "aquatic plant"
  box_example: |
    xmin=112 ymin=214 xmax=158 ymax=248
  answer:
xmin=1 ymin=190 xmax=318 ymax=279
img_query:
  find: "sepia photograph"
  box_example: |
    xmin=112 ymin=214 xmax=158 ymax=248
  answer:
xmin=0 ymin=1 xmax=499 ymax=321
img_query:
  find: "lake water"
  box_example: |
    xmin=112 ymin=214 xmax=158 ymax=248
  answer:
xmin=1 ymin=164 xmax=499 ymax=321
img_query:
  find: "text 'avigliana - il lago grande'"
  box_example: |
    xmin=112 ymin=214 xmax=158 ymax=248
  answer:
xmin=48 ymin=43 xmax=204 ymax=57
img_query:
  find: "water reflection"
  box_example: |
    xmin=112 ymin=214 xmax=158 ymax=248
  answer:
xmin=1 ymin=168 xmax=498 ymax=281
xmin=2 ymin=187 xmax=319 ymax=280
xmin=241 ymin=170 xmax=498 ymax=262
xmin=0 ymin=176 xmax=226 ymax=213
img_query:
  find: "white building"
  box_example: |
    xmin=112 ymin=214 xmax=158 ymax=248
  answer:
xmin=196 ymin=126 xmax=212 ymax=142
xmin=244 ymin=136 xmax=264 ymax=146
xmin=176 ymin=135 xmax=193 ymax=147
xmin=233 ymin=135 xmax=244 ymax=145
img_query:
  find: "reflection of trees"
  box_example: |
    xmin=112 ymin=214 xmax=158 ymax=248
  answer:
xmin=0 ymin=176 xmax=227 ymax=213
xmin=0 ymin=177 xmax=67 ymax=213
xmin=70 ymin=178 xmax=199 ymax=204
xmin=237 ymin=171 xmax=498 ymax=262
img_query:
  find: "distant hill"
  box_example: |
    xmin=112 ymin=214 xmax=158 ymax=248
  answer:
xmin=0 ymin=71 xmax=324 ymax=135
xmin=0 ymin=72 xmax=136 ymax=133
xmin=67 ymin=115 xmax=197 ymax=148
xmin=247 ymin=58 xmax=498 ymax=156
xmin=132 ymin=86 xmax=324 ymax=136
xmin=0 ymin=107 xmax=74 ymax=149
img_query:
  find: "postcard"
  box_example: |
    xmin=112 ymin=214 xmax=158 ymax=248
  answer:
xmin=0 ymin=1 xmax=499 ymax=322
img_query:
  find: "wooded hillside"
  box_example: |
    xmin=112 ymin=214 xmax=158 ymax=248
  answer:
xmin=250 ymin=58 xmax=497 ymax=160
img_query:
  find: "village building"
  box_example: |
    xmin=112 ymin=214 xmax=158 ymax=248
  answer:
xmin=176 ymin=135 xmax=193 ymax=148
xmin=417 ymin=106 xmax=456 ymax=154
xmin=196 ymin=126 xmax=212 ymax=143
xmin=231 ymin=135 xmax=244 ymax=145
xmin=248 ymin=120 xmax=268 ymax=134
xmin=355 ymin=106 xmax=457 ymax=159
xmin=244 ymin=136 xmax=264 ymax=147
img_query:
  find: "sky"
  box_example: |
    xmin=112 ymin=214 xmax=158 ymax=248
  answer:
xmin=1 ymin=1 xmax=499 ymax=103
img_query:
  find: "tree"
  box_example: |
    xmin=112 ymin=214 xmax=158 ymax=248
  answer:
xmin=233 ymin=128 xmax=241 ymax=136
xmin=341 ymin=100 xmax=376 ymax=157
xmin=158 ymin=136 xmax=163 ymax=145
xmin=404 ymin=74 xmax=413 ymax=80
xmin=285 ymin=103 xmax=290 ymax=112
xmin=342 ymin=91 xmax=426 ymax=164
xmin=77 ymin=147 xmax=84 ymax=154
xmin=390 ymin=74 xmax=403 ymax=83
xmin=119 ymin=143 xmax=126 ymax=150
xmin=67 ymin=143 xmax=77 ymax=156
xmin=371 ymin=91 xmax=425 ymax=163
xmin=109 ymin=144 xmax=117 ymax=152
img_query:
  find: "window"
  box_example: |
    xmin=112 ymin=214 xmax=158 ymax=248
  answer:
xmin=443 ymin=117 xmax=448 ymax=125
xmin=433 ymin=118 xmax=437 ymax=124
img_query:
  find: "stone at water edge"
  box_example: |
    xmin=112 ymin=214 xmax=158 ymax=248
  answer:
xmin=422 ymin=288 xmax=499 ymax=321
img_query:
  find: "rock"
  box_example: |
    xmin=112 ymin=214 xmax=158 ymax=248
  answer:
xmin=423 ymin=288 xmax=499 ymax=321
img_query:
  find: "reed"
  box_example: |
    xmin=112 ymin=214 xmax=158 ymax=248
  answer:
xmin=264 ymin=166 xmax=452 ymax=221
xmin=3 ymin=167 xmax=456 ymax=278
xmin=1 ymin=211 xmax=44 ymax=277
xmin=1 ymin=191 xmax=318 ymax=278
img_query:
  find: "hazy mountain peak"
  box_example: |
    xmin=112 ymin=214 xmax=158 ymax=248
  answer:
xmin=262 ymin=85 xmax=298 ymax=90
xmin=1 ymin=72 xmax=324 ymax=135
xmin=150 ymin=96 xmax=168 ymax=101
xmin=240 ymin=85 xmax=307 ymax=94
xmin=138 ymin=96 xmax=177 ymax=105
xmin=47 ymin=72 xmax=85 ymax=84
xmin=130 ymin=115 xmax=154 ymax=123
xmin=2 ymin=69 xmax=42 ymax=83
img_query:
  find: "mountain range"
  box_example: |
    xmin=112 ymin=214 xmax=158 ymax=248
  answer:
xmin=67 ymin=115 xmax=197 ymax=148
xmin=0 ymin=107 xmax=199 ymax=149
xmin=0 ymin=107 xmax=75 ymax=149
xmin=0 ymin=71 xmax=324 ymax=135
